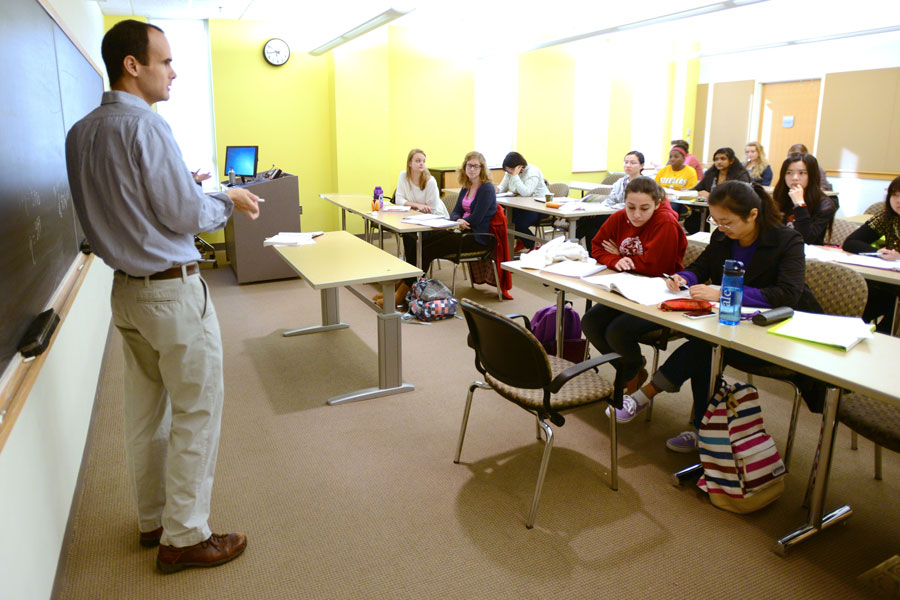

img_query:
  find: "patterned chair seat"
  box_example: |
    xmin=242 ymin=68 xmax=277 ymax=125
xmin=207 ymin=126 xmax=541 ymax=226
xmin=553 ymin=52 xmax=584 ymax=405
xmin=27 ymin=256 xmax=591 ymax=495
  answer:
xmin=839 ymin=394 xmax=900 ymax=454
xmin=486 ymin=354 xmax=614 ymax=412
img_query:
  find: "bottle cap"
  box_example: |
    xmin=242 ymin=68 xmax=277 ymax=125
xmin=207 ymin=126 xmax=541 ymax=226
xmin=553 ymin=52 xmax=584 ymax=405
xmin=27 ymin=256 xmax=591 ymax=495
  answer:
xmin=723 ymin=259 xmax=745 ymax=276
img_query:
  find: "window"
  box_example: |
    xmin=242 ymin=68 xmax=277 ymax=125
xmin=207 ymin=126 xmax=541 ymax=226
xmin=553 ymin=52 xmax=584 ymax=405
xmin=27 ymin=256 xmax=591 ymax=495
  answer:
xmin=149 ymin=19 xmax=217 ymax=191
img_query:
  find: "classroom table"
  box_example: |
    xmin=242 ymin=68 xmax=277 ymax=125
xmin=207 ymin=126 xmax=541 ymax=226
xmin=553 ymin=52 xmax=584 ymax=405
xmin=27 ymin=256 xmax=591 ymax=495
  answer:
xmin=502 ymin=260 xmax=900 ymax=554
xmin=320 ymin=193 xmax=442 ymax=269
xmin=687 ymin=236 xmax=900 ymax=334
xmin=496 ymin=196 xmax=616 ymax=249
xmin=844 ymin=213 xmax=874 ymax=224
xmin=273 ymin=231 xmax=422 ymax=405
xmin=666 ymin=192 xmax=710 ymax=231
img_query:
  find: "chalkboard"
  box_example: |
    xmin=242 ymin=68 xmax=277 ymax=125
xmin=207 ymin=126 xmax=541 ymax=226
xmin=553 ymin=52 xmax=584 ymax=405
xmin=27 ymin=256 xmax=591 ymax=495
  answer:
xmin=0 ymin=0 xmax=103 ymax=376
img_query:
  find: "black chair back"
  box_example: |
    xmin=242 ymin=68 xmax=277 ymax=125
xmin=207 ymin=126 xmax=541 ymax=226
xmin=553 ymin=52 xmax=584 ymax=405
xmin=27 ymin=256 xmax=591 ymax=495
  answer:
xmin=461 ymin=299 xmax=552 ymax=390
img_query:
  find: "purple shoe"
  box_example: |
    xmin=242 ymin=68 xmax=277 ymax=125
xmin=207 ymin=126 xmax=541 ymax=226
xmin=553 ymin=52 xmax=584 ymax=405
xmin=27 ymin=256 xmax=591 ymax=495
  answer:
xmin=606 ymin=394 xmax=648 ymax=423
xmin=666 ymin=431 xmax=699 ymax=453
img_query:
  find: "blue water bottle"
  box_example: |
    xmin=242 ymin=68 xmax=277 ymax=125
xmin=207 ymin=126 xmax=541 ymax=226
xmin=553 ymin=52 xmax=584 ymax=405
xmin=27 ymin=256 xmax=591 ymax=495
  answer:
xmin=719 ymin=259 xmax=745 ymax=326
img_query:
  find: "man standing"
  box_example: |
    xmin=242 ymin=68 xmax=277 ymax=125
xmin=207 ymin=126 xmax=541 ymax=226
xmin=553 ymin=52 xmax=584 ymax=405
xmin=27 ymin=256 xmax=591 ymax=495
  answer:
xmin=66 ymin=20 xmax=258 ymax=573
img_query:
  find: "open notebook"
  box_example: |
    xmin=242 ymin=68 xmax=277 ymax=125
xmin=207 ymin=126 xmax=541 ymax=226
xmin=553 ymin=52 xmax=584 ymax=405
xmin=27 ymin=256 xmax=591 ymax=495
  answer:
xmin=581 ymin=272 xmax=690 ymax=305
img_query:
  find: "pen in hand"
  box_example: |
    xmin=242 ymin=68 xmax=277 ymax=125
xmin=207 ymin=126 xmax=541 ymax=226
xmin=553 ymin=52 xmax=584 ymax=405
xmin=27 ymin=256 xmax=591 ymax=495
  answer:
xmin=663 ymin=273 xmax=689 ymax=291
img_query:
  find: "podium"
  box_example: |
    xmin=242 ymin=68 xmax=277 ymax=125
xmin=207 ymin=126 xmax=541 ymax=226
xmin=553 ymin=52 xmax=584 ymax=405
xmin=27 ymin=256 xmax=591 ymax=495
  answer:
xmin=223 ymin=175 xmax=302 ymax=284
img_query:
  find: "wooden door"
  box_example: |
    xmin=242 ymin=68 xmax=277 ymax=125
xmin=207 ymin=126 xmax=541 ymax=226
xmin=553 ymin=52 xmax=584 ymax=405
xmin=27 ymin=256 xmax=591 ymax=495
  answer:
xmin=758 ymin=79 xmax=821 ymax=185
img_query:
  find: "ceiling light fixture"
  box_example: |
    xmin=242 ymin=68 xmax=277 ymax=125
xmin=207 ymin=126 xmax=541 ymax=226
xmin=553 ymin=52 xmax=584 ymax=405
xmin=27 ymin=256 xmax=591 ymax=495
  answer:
xmin=530 ymin=0 xmax=769 ymax=51
xmin=309 ymin=8 xmax=414 ymax=56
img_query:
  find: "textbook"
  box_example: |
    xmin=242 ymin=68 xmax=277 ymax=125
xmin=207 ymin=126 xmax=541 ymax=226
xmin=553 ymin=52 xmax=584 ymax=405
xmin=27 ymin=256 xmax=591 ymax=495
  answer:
xmin=580 ymin=272 xmax=690 ymax=305
xmin=768 ymin=311 xmax=875 ymax=351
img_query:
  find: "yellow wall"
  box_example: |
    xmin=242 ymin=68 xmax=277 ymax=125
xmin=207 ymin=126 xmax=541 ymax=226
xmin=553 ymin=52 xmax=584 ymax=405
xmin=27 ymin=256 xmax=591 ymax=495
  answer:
xmin=209 ymin=20 xmax=337 ymax=234
xmin=387 ymin=27 xmax=474 ymax=178
xmin=516 ymin=47 xmax=576 ymax=190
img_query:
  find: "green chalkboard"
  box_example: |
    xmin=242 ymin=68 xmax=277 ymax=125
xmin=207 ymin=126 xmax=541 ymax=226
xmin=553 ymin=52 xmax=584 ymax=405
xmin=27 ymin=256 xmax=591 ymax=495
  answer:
xmin=0 ymin=0 xmax=103 ymax=375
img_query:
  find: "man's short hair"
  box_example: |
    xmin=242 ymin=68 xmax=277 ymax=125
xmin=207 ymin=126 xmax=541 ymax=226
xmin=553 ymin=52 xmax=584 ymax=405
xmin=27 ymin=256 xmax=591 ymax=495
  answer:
xmin=101 ymin=20 xmax=164 ymax=85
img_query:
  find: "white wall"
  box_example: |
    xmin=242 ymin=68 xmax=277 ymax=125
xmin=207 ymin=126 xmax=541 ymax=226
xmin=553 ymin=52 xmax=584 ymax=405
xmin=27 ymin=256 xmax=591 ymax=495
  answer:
xmin=0 ymin=2 xmax=108 ymax=599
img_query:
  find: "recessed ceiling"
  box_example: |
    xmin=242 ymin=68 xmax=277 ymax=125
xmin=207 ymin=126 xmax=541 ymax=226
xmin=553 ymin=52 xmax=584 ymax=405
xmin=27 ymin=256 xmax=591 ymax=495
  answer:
xmin=92 ymin=0 xmax=900 ymax=57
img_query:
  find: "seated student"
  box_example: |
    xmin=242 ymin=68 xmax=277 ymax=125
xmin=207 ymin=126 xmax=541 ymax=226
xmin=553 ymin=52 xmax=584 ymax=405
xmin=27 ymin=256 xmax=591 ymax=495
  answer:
xmin=688 ymin=147 xmax=751 ymax=233
xmin=580 ymin=177 xmax=687 ymax=395
xmin=495 ymin=151 xmax=550 ymax=252
xmin=655 ymin=146 xmax=698 ymax=191
xmin=744 ymin=141 xmax=773 ymax=186
xmin=612 ymin=181 xmax=822 ymax=452
xmin=842 ymin=175 xmax=900 ymax=333
xmin=671 ymin=139 xmax=703 ymax=180
xmin=772 ymin=153 xmax=836 ymax=245
xmin=788 ymin=143 xmax=833 ymax=191
xmin=576 ymin=150 xmax=645 ymax=243
xmin=393 ymin=148 xmax=448 ymax=272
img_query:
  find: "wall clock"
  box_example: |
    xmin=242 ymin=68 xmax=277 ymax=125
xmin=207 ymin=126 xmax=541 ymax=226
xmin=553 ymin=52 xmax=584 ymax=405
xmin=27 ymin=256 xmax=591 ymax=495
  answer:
xmin=263 ymin=38 xmax=290 ymax=66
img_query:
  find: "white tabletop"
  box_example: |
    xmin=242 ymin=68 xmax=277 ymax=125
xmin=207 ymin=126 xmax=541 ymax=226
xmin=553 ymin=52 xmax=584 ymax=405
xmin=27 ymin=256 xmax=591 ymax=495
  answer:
xmin=502 ymin=260 xmax=900 ymax=404
xmin=568 ymin=180 xmax=607 ymax=191
xmin=320 ymin=193 xmax=438 ymax=234
xmin=496 ymin=196 xmax=616 ymax=218
xmin=273 ymin=231 xmax=422 ymax=289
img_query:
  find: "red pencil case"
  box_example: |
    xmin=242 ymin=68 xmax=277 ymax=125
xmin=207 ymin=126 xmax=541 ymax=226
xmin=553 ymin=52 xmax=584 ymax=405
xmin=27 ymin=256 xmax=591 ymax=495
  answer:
xmin=658 ymin=299 xmax=713 ymax=312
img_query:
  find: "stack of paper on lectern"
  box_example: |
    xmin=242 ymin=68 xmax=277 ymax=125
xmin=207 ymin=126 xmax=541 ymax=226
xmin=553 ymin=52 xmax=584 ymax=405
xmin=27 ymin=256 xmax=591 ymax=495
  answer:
xmin=263 ymin=231 xmax=323 ymax=246
xmin=768 ymin=311 xmax=875 ymax=351
xmin=401 ymin=214 xmax=458 ymax=228
xmin=580 ymin=272 xmax=690 ymax=305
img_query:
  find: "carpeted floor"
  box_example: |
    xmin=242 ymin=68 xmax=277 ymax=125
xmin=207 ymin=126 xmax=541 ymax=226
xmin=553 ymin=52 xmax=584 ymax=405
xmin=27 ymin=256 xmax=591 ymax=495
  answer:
xmin=53 ymin=251 xmax=899 ymax=599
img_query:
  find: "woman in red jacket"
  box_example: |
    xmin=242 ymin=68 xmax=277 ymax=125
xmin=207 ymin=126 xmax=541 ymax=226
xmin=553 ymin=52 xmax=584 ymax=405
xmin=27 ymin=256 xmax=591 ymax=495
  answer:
xmin=581 ymin=176 xmax=687 ymax=395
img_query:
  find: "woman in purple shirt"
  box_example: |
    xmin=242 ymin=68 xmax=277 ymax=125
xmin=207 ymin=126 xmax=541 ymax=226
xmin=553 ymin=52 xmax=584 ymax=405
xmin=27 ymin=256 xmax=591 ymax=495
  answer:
xmin=609 ymin=182 xmax=822 ymax=452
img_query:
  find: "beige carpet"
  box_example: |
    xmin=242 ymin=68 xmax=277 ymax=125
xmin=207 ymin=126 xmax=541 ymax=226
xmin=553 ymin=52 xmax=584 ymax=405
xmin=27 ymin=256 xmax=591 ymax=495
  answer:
xmin=54 ymin=253 xmax=899 ymax=599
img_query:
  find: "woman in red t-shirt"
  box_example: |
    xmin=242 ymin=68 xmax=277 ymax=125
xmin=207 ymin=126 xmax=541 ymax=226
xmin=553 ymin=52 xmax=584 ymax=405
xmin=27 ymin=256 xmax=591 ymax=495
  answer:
xmin=581 ymin=176 xmax=687 ymax=397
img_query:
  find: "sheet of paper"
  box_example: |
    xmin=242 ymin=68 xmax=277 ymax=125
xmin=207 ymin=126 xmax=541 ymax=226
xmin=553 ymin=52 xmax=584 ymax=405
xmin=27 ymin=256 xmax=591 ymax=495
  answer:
xmin=379 ymin=203 xmax=412 ymax=212
xmin=541 ymin=259 xmax=606 ymax=278
xmin=555 ymin=202 xmax=588 ymax=214
xmin=687 ymin=231 xmax=711 ymax=244
xmin=832 ymin=253 xmax=900 ymax=271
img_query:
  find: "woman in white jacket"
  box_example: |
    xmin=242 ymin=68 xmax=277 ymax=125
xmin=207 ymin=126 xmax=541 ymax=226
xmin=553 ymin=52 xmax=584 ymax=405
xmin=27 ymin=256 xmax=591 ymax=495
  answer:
xmin=394 ymin=148 xmax=447 ymax=217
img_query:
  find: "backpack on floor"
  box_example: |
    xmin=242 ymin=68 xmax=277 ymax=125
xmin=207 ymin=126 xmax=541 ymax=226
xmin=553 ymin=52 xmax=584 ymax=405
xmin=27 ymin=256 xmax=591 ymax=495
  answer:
xmin=697 ymin=380 xmax=786 ymax=514
xmin=405 ymin=277 xmax=458 ymax=322
xmin=530 ymin=302 xmax=587 ymax=363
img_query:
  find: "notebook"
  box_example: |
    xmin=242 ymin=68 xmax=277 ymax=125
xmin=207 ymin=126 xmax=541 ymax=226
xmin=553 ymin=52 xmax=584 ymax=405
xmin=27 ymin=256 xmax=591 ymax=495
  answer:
xmin=768 ymin=311 xmax=875 ymax=351
xmin=540 ymin=259 xmax=606 ymax=278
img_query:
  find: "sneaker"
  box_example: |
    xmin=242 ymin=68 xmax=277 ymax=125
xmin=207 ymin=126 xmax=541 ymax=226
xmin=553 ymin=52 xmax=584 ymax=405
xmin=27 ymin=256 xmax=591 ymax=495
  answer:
xmin=605 ymin=394 xmax=648 ymax=423
xmin=514 ymin=240 xmax=526 ymax=253
xmin=666 ymin=431 xmax=699 ymax=453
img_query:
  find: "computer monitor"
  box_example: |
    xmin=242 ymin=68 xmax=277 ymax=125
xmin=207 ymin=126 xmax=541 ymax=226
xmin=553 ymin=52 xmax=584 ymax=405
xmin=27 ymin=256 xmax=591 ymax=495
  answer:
xmin=223 ymin=146 xmax=259 ymax=179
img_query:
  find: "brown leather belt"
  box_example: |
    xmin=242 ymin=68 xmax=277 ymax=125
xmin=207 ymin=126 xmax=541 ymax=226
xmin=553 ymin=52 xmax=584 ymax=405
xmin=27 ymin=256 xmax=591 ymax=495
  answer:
xmin=117 ymin=262 xmax=199 ymax=280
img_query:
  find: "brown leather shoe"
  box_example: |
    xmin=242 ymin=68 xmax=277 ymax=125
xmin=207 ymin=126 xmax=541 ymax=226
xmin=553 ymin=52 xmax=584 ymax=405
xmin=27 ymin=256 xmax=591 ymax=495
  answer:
xmin=156 ymin=533 xmax=247 ymax=573
xmin=625 ymin=367 xmax=649 ymax=396
xmin=140 ymin=526 xmax=164 ymax=548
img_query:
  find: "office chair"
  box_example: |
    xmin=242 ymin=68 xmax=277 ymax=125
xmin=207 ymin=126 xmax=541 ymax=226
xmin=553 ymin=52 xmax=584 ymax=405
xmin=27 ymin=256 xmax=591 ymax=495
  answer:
xmin=455 ymin=299 xmax=625 ymax=528
xmin=839 ymin=394 xmax=900 ymax=480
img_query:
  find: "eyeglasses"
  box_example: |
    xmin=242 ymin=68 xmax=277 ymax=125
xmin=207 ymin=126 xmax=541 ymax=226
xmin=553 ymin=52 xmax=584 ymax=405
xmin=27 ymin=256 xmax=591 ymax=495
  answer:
xmin=707 ymin=216 xmax=734 ymax=231
xmin=465 ymin=163 xmax=481 ymax=170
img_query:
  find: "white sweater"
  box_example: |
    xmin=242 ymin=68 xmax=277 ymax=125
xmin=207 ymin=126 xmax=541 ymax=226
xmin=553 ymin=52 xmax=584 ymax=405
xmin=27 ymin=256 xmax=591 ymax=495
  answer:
xmin=394 ymin=172 xmax=448 ymax=217
xmin=498 ymin=164 xmax=550 ymax=198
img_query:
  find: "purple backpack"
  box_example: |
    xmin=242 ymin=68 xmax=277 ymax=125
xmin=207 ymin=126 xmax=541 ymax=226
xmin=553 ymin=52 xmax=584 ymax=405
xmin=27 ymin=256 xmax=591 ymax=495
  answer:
xmin=530 ymin=304 xmax=587 ymax=363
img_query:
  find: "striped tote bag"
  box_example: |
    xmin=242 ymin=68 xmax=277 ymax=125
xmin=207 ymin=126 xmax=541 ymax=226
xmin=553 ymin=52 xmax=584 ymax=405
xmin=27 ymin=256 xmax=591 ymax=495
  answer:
xmin=697 ymin=381 xmax=786 ymax=513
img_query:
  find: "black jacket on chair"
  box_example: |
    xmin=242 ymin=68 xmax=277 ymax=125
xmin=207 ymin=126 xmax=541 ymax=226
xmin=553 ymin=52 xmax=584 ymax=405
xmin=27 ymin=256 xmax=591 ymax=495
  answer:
xmin=686 ymin=224 xmax=821 ymax=312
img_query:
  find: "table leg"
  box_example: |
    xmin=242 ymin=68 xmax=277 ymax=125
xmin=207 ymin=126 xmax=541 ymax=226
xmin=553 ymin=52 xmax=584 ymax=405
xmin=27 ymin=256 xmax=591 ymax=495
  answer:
xmin=417 ymin=232 xmax=423 ymax=271
xmin=671 ymin=344 xmax=724 ymax=486
xmin=505 ymin=206 xmax=517 ymax=253
xmin=891 ymin=296 xmax=899 ymax=337
xmin=283 ymin=288 xmax=350 ymax=336
xmin=775 ymin=387 xmax=852 ymax=555
xmin=555 ymin=290 xmax=565 ymax=358
xmin=327 ymin=280 xmax=415 ymax=405
xmin=341 ymin=208 xmax=347 ymax=231
xmin=567 ymin=218 xmax=577 ymax=241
